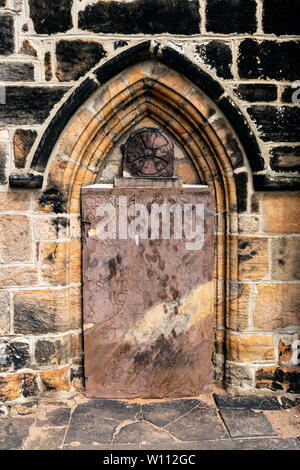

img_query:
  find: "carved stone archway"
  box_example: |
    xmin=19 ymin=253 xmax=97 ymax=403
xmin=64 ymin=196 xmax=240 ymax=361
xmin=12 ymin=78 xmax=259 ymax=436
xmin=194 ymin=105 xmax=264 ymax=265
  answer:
xmin=28 ymin=47 xmax=258 ymax=388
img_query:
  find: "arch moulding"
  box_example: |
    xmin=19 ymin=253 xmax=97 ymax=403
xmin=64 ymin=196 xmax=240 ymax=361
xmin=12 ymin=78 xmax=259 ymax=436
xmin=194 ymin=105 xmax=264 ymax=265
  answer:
xmin=27 ymin=42 xmax=260 ymax=387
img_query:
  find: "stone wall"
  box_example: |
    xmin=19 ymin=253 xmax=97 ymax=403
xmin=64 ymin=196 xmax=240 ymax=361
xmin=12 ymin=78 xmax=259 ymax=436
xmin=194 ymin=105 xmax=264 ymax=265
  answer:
xmin=0 ymin=0 xmax=299 ymax=406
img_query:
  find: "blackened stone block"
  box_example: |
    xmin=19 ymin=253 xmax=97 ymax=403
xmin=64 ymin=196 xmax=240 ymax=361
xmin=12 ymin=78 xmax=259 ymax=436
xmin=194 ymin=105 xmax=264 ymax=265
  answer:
xmin=270 ymin=146 xmax=300 ymax=172
xmin=255 ymin=366 xmax=300 ymax=393
xmin=0 ymin=14 xmax=14 ymax=55
xmin=0 ymin=86 xmax=69 ymax=125
xmin=95 ymin=41 xmax=151 ymax=85
xmin=114 ymin=40 xmax=129 ymax=50
xmin=281 ymin=85 xmax=300 ymax=104
xmin=0 ymin=62 xmax=34 ymax=81
xmin=44 ymin=51 xmax=52 ymax=82
xmin=262 ymin=0 xmax=300 ymax=36
xmin=22 ymin=372 xmax=39 ymax=398
xmin=238 ymin=39 xmax=300 ymax=81
xmin=0 ymin=340 xmax=30 ymax=372
xmin=78 ymin=0 xmax=200 ymax=34
xmin=34 ymin=337 xmax=71 ymax=366
xmin=28 ymin=0 xmax=73 ymax=34
xmin=235 ymin=172 xmax=248 ymax=213
xmin=247 ymin=105 xmax=300 ymax=142
xmin=0 ymin=142 xmax=7 ymax=185
xmin=218 ymin=96 xmax=264 ymax=171
xmin=31 ymin=77 xmax=97 ymax=172
xmin=206 ymin=0 xmax=257 ymax=34
xmin=253 ymin=174 xmax=300 ymax=191
xmin=233 ymin=84 xmax=277 ymax=102
xmin=195 ymin=41 xmax=233 ymax=79
xmin=9 ymin=173 xmax=43 ymax=188
xmin=19 ymin=39 xmax=37 ymax=57
xmin=56 ymin=40 xmax=107 ymax=82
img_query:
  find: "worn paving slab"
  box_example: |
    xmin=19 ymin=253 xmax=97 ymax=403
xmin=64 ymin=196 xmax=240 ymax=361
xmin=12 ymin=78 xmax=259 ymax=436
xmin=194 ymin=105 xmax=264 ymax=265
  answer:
xmin=113 ymin=421 xmax=177 ymax=444
xmin=22 ymin=426 xmax=66 ymax=450
xmin=213 ymin=393 xmax=281 ymax=410
xmin=219 ymin=408 xmax=278 ymax=438
xmin=142 ymin=398 xmax=202 ymax=427
xmin=36 ymin=406 xmax=71 ymax=427
xmin=1 ymin=394 xmax=300 ymax=450
xmin=140 ymin=438 xmax=300 ymax=450
xmin=164 ymin=402 xmax=229 ymax=441
xmin=0 ymin=417 xmax=34 ymax=450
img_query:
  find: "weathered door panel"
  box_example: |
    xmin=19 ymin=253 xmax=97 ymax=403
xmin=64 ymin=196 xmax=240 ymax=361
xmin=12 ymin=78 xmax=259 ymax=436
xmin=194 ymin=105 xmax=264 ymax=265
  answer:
xmin=82 ymin=185 xmax=214 ymax=398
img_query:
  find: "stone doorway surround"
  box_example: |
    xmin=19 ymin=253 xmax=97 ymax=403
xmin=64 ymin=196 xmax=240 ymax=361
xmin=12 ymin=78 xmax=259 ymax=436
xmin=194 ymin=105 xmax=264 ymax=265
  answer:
xmin=3 ymin=42 xmax=299 ymax=403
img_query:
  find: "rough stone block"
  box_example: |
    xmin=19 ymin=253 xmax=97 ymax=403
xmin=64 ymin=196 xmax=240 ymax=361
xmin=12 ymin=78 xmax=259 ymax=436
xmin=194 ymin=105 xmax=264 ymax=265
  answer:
xmin=13 ymin=129 xmax=37 ymax=169
xmin=226 ymin=333 xmax=275 ymax=362
xmin=0 ymin=291 xmax=10 ymax=335
xmin=255 ymin=365 xmax=300 ymax=393
xmin=262 ymin=0 xmax=299 ymax=36
xmin=56 ymin=40 xmax=107 ymax=82
xmin=195 ymin=41 xmax=233 ymax=79
xmin=247 ymin=106 xmax=300 ymax=142
xmin=0 ymin=86 xmax=69 ymax=125
xmin=40 ymin=240 xmax=81 ymax=286
xmin=281 ymin=85 xmax=300 ymax=104
xmin=78 ymin=0 xmax=201 ymax=35
xmin=0 ymin=340 xmax=30 ymax=372
xmin=238 ymin=39 xmax=300 ymax=81
xmin=225 ymin=363 xmax=254 ymax=389
xmin=35 ymin=216 xmax=70 ymax=240
xmin=235 ymin=172 xmax=249 ymax=212
xmin=34 ymin=335 xmax=72 ymax=367
xmin=0 ymin=142 xmax=7 ymax=185
xmin=206 ymin=0 xmax=257 ymax=34
xmin=238 ymin=237 xmax=269 ymax=280
xmin=44 ymin=51 xmax=52 ymax=81
xmin=40 ymin=367 xmax=71 ymax=392
xmin=28 ymin=0 xmax=73 ymax=34
xmin=263 ymin=193 xmax=300 ymax=234
xmin=278 ymin=337 xmax=294 ymax=366
xmin=0 ymin=214 xmax=33 ymax=263
xmin=252 ymin=284 xmax=300 ymax=330
xmin=0 ymin=191 xmax=30 ymax=212
xmin=271 ymin=237 xmax=300 ymax=281
xmin=9 ymin=173 xmax=43 ymax=189
xmin=19 ymin=39 xmax=37 ymax=57
xmin=233 ymin=84 xmax=277 ymax=102
xmin=0 ymin=14 xmax=14 ymax=55
xmin=0 ymin=63 xmax=34 ymax=81
xmin=270 ymin=146 xmax=300 ymax=173
xmin=0 ymin=265 xmax=38 ymax=287
xmin=0 ymin=372 xmax=38 ymax=402
xmin=13 ymin=287 xmax=81 ymax=335
xmin=176 ymin=162 xmax=198 ymax=184
xmin=226 ymin=283 xmax=250 ymax=331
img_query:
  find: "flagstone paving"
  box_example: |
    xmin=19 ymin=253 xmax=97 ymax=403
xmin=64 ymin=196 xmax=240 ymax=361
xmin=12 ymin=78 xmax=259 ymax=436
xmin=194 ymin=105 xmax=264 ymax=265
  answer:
xmin=0 ymin=393 xmax=299 ymax=450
